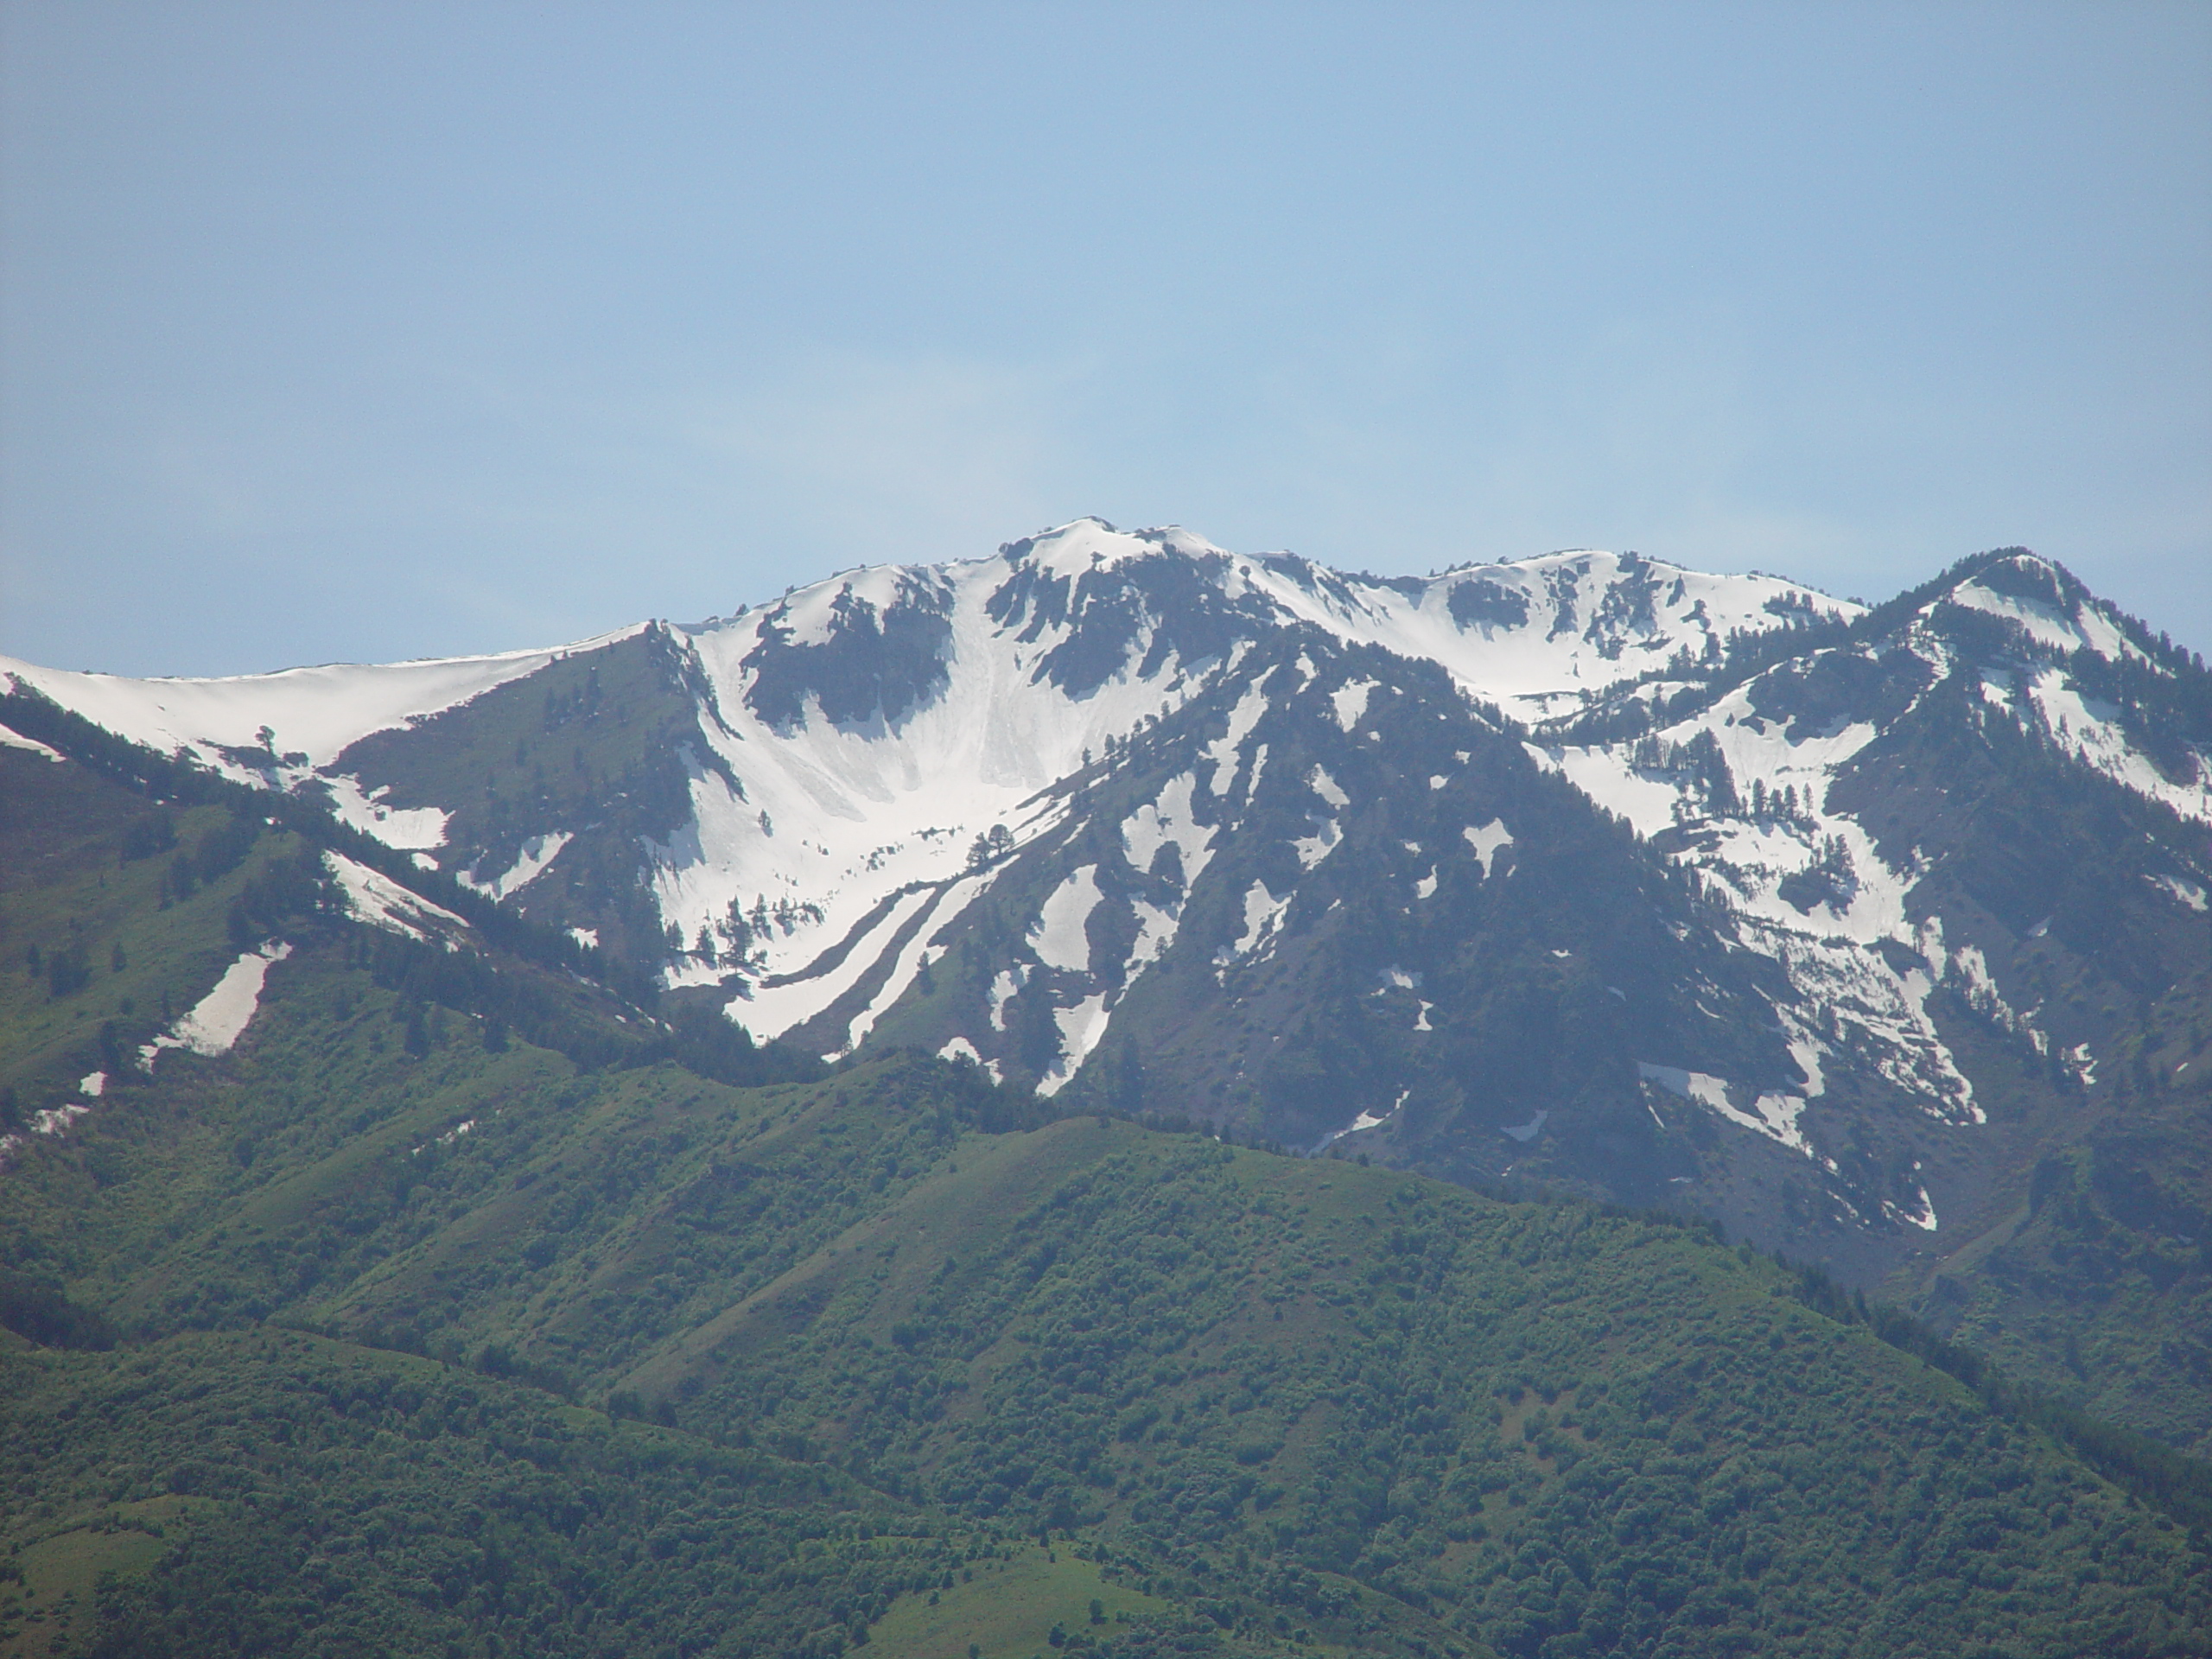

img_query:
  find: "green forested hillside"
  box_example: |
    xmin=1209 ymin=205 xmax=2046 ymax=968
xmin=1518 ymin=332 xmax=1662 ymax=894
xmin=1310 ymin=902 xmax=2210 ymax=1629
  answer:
xmin=0 ymin=744 xmax=2208 ymax=1657
xmin=3 ymin=1331 xmax=961 ymax=1658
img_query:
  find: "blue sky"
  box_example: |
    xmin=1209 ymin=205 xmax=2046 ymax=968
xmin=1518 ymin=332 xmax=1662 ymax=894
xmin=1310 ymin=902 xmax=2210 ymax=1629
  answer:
xmin=3 ymin=2 xmax=2208 ymax=676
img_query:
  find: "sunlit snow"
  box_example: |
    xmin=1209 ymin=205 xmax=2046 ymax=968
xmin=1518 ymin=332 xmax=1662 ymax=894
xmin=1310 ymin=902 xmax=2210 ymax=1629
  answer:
xmin=1330 ymin=679 xmax=1376 ymax=733
xmin=458 ymin=831 xmax=572 ymax=901
xmin=320 ymin=774 xmax=452 ymax=852
xmin=325 ymin=852 xmax=468 ymax=944
xmin=0 ymin=721 xmax=63 ymax=761
xmin=143 ymin=942 xmax=294 ymax=1066
xmin=1462 ymin=820 xmax=1512 ymax=878
xmin=1218 ymin=880 xmax=1291 ymax=969
xmin=1039 ymin=995 xmax=1112 ymax=1096
xmin=2149 ymin=874 xmax=2209 ymax=912
xmin=1 ymin=630 xmax=642 ymax=787
xmin=729 ymin=886 xmax=938 ymax=1042
xmin=1120 ymin=773 xmax=1215 ymax=888
xmin=1639 ymin=1061 xmax=1812 ymax=1156
xmin=1032 ymin=865 xmax=1103 ymax=972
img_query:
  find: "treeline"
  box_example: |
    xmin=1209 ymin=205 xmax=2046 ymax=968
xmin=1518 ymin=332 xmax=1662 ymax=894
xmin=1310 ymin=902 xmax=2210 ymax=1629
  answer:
xmin=0 ymin=680 xmax=654 ymax=1001
xmin=1780 ymin=1255 xmax=2212 ymax=1532
xmin=2 ymin=681 xmax=654 ymax=995
xmin=355 ymin=929 xmax=825 ymax=1089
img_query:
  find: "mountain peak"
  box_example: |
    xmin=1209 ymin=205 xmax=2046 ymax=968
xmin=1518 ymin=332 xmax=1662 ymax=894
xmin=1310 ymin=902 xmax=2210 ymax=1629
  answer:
xmin=1921 ymin=545 xmax=2151 ymax=666
xmin=1000 ymin=517 xmax=1234 ymax=577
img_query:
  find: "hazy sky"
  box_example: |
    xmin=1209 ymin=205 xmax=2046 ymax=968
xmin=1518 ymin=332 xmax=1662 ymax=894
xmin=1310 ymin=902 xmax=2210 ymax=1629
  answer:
xmin=4 ymin=2 xmax=2208 ymax=677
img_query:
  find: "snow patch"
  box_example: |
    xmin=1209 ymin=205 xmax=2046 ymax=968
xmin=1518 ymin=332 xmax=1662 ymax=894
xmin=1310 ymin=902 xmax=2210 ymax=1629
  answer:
xmin=1032 ymin=865 xmax=1103 ymax=971
xmin=1039 ymin=995 xmax=1112 ymax=1096
xmin=2065 ymin=1042 xmax=2097 ymax=1088
xmin=1127 ymin=898 xmax=1180 ymax=975
xmin=832 ymin=873 xmax=993 ymax=1054
xmin=143 ymin=942 xmax=294 ymax=1066
xmin=326 ymin=851 xmax=469 ymax=944
xmin=1950 ymin=577 xmax=2141 ymax=670
xmin=0 ymin=722 xmax=63 ymax=761
xmin=2030 ymin=668 xmax=2212 ymax=823
xmin=1330 ymin=678 xmax=1376 ymax=733
xmin=1639 ymin=1061 xmax=1812 ymax=1155
xmin=1292 ymin=815 xmax=1341 ymax=869
xmin=1786 ymin=1036 xmax=1827 ymax=1100
xmin=1501 ymin=1109 xmax=1548 ymax=1143
xmin=1313 ymin=1089 xmax=1408 ymax=1153
xmin=938 ymin=1036 xmax=1001 ymax=1082
xmin=988 ymin=965 xmax=1027 ymax=1031
xmin=1939 ymin=941 xmax=2045 ymax=1053
xmin=2149 ymin=873 xmax=2209 ymax=912
xmin=1463 ymin=819 xmax=1512 ymax=877
xmin=458 ymin=831 xmax=572 ymax=901
xmin=319 ymin=774 xmax=453 ymax=853
xmin=728 ymin=885 xmax=938 ymax=1042
xmin=410 ymin=1118 xmax=478 ymax=1156
xmin=1121 ymin=772 xmax=1216 ymax=888
xmin=1218 ymin=880 xmax=1291 ymax=967
xmin=1205 ymin=684 xmax=1269 ymax=796
xmin=1243 ymin=742 xmax=1270 ymax=797
xmin=1885 ymin=1183 xmax=1940 ymax=1232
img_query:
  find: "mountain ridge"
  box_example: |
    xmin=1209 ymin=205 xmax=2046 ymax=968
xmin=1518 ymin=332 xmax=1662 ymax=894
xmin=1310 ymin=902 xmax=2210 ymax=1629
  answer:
xmin=5 ymin=521 xmax=2208 ymax=1456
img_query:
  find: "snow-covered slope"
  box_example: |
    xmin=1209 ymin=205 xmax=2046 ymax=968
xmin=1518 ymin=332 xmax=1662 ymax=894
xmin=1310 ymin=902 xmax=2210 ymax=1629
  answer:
xmin=613 ymin=519 xmax=1855 ymax=1049
xmin=5 ymin=518 xmax=1847 ymax=1058
xmin=1529 ymin=552 xmax=2210 ymax=1183
xmin=1211 ymin=542 xmax=1851 ymax=719
xmin=0 ymin=627 xmax=646 ymax=786
xmin=7 ymin=524 xmax=2208 ymax=1287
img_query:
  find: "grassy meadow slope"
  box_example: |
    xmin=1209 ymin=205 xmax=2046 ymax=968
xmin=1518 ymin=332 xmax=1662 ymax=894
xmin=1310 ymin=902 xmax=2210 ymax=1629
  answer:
xmin=0 ymin=737 xmax=2208 ymax=1656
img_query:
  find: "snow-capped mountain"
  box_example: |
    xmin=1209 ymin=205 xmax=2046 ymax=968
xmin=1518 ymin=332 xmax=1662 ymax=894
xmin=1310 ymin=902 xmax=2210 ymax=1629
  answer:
xmin=2 ymin=521 xmax=1846 ymax=1012
xmin=6 ymin=518 xmax=2209 ymax=1440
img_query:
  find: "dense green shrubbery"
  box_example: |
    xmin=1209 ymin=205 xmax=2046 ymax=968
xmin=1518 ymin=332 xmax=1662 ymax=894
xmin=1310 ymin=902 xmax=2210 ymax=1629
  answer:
xmin=1781 ymin=1257 xmax=2212 ymax=1530
xmin=2 ymin=1332 xmax=971 ymax=1659
xmin=676 ymin=1141 xmax=2209 ymax=1656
